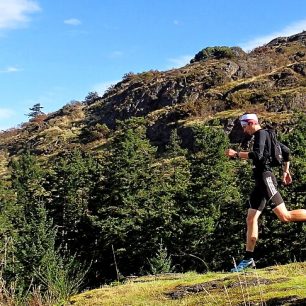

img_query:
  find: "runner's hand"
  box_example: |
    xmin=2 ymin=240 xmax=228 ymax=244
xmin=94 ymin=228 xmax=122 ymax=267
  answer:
xmin=225 ymin=149 xmax=237 ymax=158
xmin=282 ymin=171 xmax=292 ymax=185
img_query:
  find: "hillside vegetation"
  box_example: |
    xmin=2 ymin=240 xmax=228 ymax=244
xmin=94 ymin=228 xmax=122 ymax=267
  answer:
xmin=0 ymin=32 xmax=305 ymax=305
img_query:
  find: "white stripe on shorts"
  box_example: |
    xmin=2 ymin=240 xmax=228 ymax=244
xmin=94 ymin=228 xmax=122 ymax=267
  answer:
xmin=266 ymin=176 xmax=277 ymax=197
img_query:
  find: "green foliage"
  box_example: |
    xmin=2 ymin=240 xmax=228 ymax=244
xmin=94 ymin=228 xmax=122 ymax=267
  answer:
xmin=0 ymin=152 xmax=90 ymax=304
xmin=5 ymin=153 xmax=54 ymax=285
xmin=36 ymin=250 xmax=89 ymax=303
xmin=179 ymin=125 xmax=242 ymax=271
xmin=281 ymin=113 xmax=306 ymax=157
xmin=165 ymin=129 xmax=187 ymax=158
xmin=191 ymin=46 xmax=236 ymax=63
xmin=148 ymin=240 xmax=173 ymax=274
xmin=91 ymin=119 xmax=192 ymax=277
xmin=0 ymin=180 xmax=18 ymax=239
xmin=26 ymin=103 xmax=45 ymax=120
xmin=122 ymin=71 xmax=136 ymax=80
xmin=80 ymin=123 xmax=110 ymax=143
xmin=14 ymin=203 xmax=56 ymax=284
xmin=256 ymin=113 xmax=306 ymax=266
xmin=84 ymin=91 xmax=100 ymax=104
xmin=1 ymin=113 xmax=306 ymax=294
xmin=10 ymin=152 xmax=47 ymax=205
xmin=47 ymin=149 xmax=102 ymax=259
xmin=95 ymin=118 xmax=159 ymax=275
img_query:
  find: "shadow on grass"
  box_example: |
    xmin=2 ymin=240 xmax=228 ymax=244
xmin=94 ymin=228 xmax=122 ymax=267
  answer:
xmin=238 ymin=296 xmax=306 ymax=306
xmin=166 ymin=276 xmax=289 ymax=299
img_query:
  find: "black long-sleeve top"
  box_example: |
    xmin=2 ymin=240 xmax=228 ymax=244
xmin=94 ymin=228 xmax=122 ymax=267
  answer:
xmin=248 ymin=129 xmax=290 ymax=177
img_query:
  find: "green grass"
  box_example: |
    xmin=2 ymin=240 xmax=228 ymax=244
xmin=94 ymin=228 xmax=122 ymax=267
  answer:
xmin=69 ymin=262 xmax=306 ymax=305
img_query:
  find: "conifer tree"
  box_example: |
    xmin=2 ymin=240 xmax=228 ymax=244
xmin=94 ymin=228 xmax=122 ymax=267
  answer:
xmin=95 ymin=118 xmax=157 ymax=274
xmin=6 ymin=153 xmax=56 ymax=288
xmin=26 ymin=103 xmax=45 ymax=120
xmin=182 ymin=125 xmax=241 ymax=271
xmin=257 ymin=114 xmax=306 ymax=265
xmin=0 ymin=180 xmax=18 ymax=272
xmin=154 ymin=129 xmax=191 ymax=261
xmin=47 ymin=149 xmax=101 ymax=257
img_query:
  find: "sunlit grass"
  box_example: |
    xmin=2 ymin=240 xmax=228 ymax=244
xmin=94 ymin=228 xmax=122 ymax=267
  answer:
xmin=70 ymin=262 xmax=306 ymax=305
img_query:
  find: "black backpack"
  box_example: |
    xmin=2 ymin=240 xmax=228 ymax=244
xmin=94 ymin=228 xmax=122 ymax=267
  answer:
xmin=266 ymin=129 xmax=283 ymax=167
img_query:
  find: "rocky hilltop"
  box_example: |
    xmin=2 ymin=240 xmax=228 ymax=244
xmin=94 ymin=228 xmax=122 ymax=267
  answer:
xmin=0 ymin=31 xmax=306 ymax=168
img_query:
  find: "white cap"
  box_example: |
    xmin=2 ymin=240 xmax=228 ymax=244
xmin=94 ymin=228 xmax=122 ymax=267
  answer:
xmin=239 ymin=113 xmax=258 ymax=123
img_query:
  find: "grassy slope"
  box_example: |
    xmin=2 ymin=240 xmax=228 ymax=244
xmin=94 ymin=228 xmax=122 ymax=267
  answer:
xmin=70 ymin=262 xmax=306 ymax=305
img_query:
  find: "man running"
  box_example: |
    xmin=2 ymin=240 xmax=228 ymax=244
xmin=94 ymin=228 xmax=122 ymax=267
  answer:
xmin=225 ymin=113 xmax=306 ymax=272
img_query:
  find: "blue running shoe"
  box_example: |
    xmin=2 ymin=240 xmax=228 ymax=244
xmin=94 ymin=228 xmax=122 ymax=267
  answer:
xmin=231 ymin=258 xmax=255 ymax=272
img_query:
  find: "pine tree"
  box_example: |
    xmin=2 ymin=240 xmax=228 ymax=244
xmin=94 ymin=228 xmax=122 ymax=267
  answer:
xmin=47 ymin=149 xmax=100 ymax=256
xmin=181 ymin=124 xmax=241 ymax=271
xmin=0 ymin=180 xmax=19 ymax=272
xmin=5 ymin=153 xmax=57 ymax=289
xmin=26 ymin=103 xmax=45 ymax=120
xmin=93 ymin=118 xmax=160 ymax=276
xmin=257 ymin=113 xmax=306 ymax=265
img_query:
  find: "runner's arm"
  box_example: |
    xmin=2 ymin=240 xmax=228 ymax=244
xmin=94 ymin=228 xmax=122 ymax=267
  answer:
xmin=248 ymin=130 xmax=266 ymax=163
xmin=224 ymin=149 xmax=250 ymax=159
xmin=280 ymin=143 xmax=292 ymax=184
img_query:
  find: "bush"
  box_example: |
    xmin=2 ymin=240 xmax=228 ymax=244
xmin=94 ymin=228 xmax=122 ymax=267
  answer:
xmin=36 ymin=250 xmax=89 ymax=304
xmin=80 ymin=123 xmax=110 ymax=143
xmin=191 ymin=46 xmax=236 ymax=63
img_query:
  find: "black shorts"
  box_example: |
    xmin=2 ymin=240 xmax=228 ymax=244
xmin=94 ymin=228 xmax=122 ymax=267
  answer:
xmin=248 ymin=171 xmax=284 ymax=211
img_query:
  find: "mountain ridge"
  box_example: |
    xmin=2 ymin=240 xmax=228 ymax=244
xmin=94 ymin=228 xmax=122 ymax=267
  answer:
xmin=0 ymin=31 xmax=306 ymax=167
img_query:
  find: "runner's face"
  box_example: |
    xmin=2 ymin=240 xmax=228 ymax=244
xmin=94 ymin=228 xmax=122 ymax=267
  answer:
xmin=240 ymin=118 xmax=258 ymax=134
xmin=241 ymin=123 xmax=252 ymax=135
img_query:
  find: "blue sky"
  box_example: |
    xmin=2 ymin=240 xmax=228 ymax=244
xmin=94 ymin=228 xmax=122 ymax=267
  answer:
xmin=1 ymin=0 xmax=306 ymax=130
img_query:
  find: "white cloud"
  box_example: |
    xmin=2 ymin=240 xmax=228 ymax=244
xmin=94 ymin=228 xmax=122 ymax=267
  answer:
xmin=0 ymin=0 xmax=40 ymax=29
xmin=0 ymin=66 xmax=22 ymax=73
xmin=240 ymin=19 xmax=306 ymax=51
xmin=92 ymin=80 xmax=120 ymax=96
xmin=167 ymin=55 xmax=192 ymax=68
xmin=64 ymin=18 xmax=81 ymax=26
xmin=0 ymin=108 xmax=14 ymax=119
